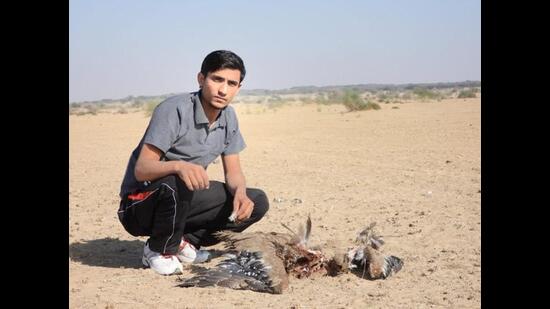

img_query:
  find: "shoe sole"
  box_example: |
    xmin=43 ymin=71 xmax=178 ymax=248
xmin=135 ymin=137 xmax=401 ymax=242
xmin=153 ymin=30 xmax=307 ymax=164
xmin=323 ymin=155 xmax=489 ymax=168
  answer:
xmin=177 ymin=255 xmax=196 ymax=264
xmin=142 ymin=256 xmax=183 ymax=275
xmin=177 ymin=254 xmax=212 ymax=264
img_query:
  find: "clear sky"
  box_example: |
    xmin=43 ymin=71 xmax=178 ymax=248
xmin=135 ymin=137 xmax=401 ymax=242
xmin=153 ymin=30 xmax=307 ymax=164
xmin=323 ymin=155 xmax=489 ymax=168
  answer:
xmin=69 ymin=0 xmax=480 ymax=102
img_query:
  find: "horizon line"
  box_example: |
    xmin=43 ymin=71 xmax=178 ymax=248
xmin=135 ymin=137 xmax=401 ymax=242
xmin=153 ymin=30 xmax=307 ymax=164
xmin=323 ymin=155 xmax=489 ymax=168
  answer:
xmin=70 ymin=80 xmax=481 ymax=104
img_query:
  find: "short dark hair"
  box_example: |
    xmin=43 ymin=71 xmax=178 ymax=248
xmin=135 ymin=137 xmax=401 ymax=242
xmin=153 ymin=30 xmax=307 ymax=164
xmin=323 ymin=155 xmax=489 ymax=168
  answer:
xmin=200 ymin=50 xmax=246 ymax=83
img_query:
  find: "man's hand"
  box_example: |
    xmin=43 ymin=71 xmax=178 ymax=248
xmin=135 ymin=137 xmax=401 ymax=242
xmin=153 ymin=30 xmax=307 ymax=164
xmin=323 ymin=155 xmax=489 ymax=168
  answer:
xmin=222 ymin=154 xmax=251 ymax=223
xmin=175 ymin=161 xmax=210 ymax=191
xmin=134 ymin=143 xmax=209 ymax=191
xmin=232 ymin=190 xmax=254 ymax=223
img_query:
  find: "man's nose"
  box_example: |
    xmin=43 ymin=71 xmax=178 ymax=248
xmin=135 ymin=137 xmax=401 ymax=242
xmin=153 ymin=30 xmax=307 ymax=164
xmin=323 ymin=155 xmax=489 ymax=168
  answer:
xmin=218 ymin=83 xmax=228 ymax=96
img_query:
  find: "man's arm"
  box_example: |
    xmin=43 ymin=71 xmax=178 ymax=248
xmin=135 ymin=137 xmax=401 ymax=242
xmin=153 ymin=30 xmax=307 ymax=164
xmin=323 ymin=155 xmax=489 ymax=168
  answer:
xmin=135 ymin=143 xmax=210 ymax=191
xmin=222 ymin=153 xmax=254 ymax=221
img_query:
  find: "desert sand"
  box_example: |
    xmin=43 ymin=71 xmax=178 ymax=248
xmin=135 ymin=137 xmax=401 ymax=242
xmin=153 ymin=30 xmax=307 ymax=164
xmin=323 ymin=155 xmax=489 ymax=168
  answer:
xmin=69 ymin=98 xmax=481 ymax=308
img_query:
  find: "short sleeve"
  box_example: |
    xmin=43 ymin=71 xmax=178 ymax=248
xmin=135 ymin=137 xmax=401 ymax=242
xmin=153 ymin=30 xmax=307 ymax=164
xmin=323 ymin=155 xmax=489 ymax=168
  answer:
xmin=223 ymin=128 xmax=246 ymax=155
xmin=222 ymin=109 xmax=246 ymax=155
xmin=142 ymin=97 xmax=183 ymax=154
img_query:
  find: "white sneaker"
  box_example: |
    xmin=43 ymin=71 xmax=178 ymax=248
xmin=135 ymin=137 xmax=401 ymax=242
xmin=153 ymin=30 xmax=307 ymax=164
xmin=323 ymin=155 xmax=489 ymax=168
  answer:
xmin=142 ymin=242 xmax=183 ymax=275
xmin=177 ymin=239 xmax=211 ymax=264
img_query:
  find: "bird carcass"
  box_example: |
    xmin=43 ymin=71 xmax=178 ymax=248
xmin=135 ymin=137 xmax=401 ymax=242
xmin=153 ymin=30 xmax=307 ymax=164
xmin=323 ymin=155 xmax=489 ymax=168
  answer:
xmin=177 ymin=216 xmax=403 ymax=294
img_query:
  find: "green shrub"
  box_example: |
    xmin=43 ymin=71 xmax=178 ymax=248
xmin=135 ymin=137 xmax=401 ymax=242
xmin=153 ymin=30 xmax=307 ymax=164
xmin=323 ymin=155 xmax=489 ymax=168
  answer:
xmin=341 ymin=90 xmax=380 ymax=111
xmin=413 ymin=87 xmax=440 ymax=100
xmin=401 ymin=92 xmax=412 ymax=100
xmin=132 ymin=100 xmax=144 ymax=108
xmin=300 ymin=96 xmax=314 ymax=104
xmin=457 ymin=89 xmax=477 ymax=98
xmin=144 ymin=100 xmax=162 ymax=116
xmin=85 ymin=105 xmax=98 ymax=115
xmin=342 ymin=90 xmax=368 ymax=111
xmin=377 ymin=93 xmax=390 ymax=102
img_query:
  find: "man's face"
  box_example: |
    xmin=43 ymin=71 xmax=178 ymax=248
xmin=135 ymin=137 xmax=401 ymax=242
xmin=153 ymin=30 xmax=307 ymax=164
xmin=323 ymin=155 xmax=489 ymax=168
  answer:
xmin=198 ymin=68 xmax=242 ymax=110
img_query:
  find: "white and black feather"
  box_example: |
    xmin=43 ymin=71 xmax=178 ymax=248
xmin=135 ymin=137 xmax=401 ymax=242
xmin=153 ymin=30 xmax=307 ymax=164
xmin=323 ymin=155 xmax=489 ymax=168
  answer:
xmin=177 ymin=250 xmax=276 ymax=293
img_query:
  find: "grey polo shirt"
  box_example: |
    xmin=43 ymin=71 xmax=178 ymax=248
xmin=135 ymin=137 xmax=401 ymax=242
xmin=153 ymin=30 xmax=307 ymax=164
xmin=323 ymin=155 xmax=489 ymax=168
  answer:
xmin=119 ymin=91 xmax=246 ymax=197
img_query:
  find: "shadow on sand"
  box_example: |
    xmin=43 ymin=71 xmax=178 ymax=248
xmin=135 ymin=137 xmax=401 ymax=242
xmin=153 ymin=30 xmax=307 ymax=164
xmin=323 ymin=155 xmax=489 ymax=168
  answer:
xmin=69 ymin=238 xmax=146 ymax=269
xmin=69 ymin=237 xmax=229 ymax=269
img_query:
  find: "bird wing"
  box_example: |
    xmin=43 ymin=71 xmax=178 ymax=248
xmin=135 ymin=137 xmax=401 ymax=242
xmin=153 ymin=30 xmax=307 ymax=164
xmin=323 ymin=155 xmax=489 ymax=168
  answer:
xmin=177 ymin=251 xmax=277 ymax=293
xmin=346 ymin=223 xmax=404 ymax=280
xmin=178 ymin=231 xmax=292 ymax=294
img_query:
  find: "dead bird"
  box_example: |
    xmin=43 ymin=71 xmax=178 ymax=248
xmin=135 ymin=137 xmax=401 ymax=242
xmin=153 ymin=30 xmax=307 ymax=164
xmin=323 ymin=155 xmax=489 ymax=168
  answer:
xmin=344 ymin=222 xmax=404 ymax=279
xmin=177 ymin=217 xmax=403 ymax=293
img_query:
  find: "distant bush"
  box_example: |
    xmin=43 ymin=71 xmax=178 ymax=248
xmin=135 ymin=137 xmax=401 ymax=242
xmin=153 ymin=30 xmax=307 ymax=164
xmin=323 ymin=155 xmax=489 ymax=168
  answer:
xmin=300 ymin=96 xmax=314 ymax=104
xmin=401 ymin=92 xmax=413 ymax=100
xmin=342 ymin=90 xmax=368 ymax=111
xmin=341 ymin=90 xmax=380 ymax=111
xmin=85 ymin=105 xmax=98 ymax=115
xmin=315 ymin=93 xmax=329 ymax=105
xmin=144 ymin=100 xmax=162 ymax=116
xmin=412 ymin=87 xmax=440 ymax=100
xmin=327 ymin=91 xmax=340 ymax=102
xmin=457 ymin=89 xmax=477 ymax=98
xmin=267 ymin=97 xmax=283 ymax=104
xmin=132 ymin=100 xmax=144 ymax=108
xmin=316 ymin=92 xmax=342 ymax=105
xmin=377 ymin=93 xmax=389 ymax=102
xmin=267 ymin=100 xmax=286 ymax=110
xmin=72 ymin=105 xmax=98 ymax=116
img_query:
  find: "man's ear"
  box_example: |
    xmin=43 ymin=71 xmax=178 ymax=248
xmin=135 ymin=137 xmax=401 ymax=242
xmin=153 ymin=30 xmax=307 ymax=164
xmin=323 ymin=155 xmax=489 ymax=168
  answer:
xmin=197 ymin=72 xmax=205 ymax=88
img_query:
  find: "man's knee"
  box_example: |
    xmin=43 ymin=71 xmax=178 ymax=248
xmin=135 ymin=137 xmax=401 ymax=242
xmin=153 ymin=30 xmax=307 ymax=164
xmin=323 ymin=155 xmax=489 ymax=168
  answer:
xmin=249 ymin=188 xmax=269 ymax=219
xmin=154 ymin=174 xmax=193 ymax=200
xmin=152 ymin=174 xmax=180 ymax=192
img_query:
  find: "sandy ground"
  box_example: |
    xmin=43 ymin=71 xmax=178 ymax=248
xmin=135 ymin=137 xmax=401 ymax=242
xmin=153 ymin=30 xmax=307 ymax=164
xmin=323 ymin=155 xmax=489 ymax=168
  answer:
xmin=69 ymin=98 xmax=481 ymax=308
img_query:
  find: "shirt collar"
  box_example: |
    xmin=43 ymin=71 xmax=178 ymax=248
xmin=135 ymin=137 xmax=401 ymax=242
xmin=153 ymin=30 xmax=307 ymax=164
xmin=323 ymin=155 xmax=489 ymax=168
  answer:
xmin=192 ymin=91 xmax=227 ymax=128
